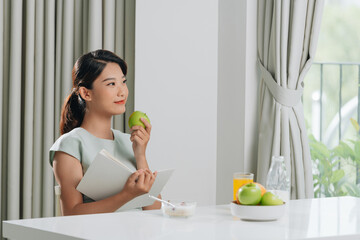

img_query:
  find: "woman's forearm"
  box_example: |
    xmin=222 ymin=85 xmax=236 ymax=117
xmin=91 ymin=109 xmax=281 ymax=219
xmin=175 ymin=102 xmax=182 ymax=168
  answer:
xmin=142 ymin=194 xmax=162 ymax=210
xmin=63 ymin=191 xmax=134 ymax=216
xmin=136 ymin=155 xmax=149 ymax=170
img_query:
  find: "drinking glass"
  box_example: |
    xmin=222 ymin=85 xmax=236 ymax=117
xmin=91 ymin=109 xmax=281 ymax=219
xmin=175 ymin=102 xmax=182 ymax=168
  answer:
xmin=233 ymin=172 xmax=254 ymax=201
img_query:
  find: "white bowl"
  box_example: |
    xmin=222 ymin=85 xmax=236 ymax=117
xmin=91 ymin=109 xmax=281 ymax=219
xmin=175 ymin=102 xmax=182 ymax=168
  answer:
xmin=230 ymin=202 xmax=285 ymax=221
xmin=161 ymin=201 xmax=196 ymax=217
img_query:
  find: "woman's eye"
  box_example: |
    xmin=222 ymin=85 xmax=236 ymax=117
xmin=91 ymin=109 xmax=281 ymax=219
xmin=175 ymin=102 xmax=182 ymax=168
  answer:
xmin=123 ymin=79 xmax=127 ymax=84
xmin=107 ymin=82 xmax=115 ymax=86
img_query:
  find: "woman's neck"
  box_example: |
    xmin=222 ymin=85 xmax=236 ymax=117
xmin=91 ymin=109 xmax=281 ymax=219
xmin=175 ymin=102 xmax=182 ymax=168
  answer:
xmin=80 ymin=111 xmax=113 ymax=140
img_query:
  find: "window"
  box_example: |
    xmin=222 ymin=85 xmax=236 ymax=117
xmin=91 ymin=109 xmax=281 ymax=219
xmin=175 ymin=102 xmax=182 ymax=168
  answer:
xmin=303 ymin=0 xmax=360 ymax=197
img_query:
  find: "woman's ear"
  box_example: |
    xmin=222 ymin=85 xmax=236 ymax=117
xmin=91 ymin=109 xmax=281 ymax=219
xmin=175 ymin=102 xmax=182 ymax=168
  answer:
xmin=79 ymin=87 xmax=92 ymax=102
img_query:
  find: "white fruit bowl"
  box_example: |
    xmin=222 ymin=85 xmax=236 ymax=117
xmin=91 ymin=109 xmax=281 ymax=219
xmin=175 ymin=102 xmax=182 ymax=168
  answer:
xmin=161 ymin=201 xmax=197 ymax=217
xmin=230 ymin=201 xmax=285 ymax=221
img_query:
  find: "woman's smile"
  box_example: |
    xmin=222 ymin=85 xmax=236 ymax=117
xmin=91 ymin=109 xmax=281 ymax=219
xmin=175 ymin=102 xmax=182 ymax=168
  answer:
xmin=114 ymin=100 xmax=126 ymax=104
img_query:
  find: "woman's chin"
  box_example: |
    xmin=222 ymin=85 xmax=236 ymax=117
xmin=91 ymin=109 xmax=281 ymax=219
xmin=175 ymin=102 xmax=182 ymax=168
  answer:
xmin=112 ymin=108 xmax=126 ymax=115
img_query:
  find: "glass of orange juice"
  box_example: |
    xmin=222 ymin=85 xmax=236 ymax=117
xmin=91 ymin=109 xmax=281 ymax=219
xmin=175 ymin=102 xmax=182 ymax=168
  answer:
xmin=233 ymin=172 xmax=254 ymax=201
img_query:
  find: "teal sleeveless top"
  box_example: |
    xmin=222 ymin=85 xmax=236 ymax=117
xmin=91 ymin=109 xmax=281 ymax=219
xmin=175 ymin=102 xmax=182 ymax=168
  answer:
xmin=49 ymin=127 xmax=137 ymax=204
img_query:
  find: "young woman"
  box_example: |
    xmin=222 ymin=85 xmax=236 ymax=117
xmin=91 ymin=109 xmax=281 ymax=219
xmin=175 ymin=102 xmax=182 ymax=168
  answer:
xmin=49 ymin=49 xmax=160 ymax=215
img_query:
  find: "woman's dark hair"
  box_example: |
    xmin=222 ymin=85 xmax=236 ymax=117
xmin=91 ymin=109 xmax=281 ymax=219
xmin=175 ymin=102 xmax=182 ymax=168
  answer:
xmin=60 ymin=49 xmax=127 ymax=134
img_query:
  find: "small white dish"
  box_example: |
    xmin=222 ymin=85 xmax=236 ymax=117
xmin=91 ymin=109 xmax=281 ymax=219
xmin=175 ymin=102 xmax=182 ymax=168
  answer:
xmin=161 ymin=201 xmax=196 ymax=217
xmin=230 ymin=201 xmax=285 ymax=221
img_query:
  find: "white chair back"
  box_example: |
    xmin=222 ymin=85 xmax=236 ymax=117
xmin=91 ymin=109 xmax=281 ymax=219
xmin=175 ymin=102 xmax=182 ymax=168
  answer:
xmin=54 ymin=185 xmax=62 ymax=216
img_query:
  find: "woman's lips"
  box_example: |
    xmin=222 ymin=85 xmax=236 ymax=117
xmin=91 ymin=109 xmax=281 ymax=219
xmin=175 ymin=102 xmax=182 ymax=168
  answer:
xmin=115 ymin=100 xmax=125 ymax=104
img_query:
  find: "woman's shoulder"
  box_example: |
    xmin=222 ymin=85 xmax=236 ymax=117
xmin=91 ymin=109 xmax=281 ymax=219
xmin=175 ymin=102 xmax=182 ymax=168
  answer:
xmin=51 ymin=128 xmax=84 ymax=149
xmin=49 ymin=128 xmax=85 ymax=166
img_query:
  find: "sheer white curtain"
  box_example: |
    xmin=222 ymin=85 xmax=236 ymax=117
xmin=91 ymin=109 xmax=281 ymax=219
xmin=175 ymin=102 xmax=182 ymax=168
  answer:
xmin=0 ymin=0 xmax=135 ymax=232
xmin=256 ymin=0 xmax=324 ymax=199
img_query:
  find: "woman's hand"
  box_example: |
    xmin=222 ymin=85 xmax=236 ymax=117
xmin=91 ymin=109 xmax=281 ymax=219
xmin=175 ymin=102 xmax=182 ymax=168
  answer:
xmin=130 ymin=118 xmax=151 ymax=162
xmin=123 ymin=169 xmax=157 ymax=198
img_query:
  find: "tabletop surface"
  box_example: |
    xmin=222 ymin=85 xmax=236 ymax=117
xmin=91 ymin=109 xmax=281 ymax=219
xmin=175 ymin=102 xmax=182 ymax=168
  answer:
xmin=3 ymin=196 xmax=360 ymax=240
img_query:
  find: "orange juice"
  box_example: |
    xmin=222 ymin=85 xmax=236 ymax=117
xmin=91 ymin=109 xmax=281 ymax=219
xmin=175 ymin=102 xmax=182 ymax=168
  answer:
xmin=233 ymin=173 xmax=254 ymax=200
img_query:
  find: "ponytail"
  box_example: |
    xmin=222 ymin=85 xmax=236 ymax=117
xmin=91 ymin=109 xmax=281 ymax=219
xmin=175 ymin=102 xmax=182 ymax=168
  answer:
xmin=60 ymin=90 xmax=86 ymax=135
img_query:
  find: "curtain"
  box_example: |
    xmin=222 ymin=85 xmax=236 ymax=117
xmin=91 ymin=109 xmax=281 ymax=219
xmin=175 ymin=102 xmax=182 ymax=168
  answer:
xmin=0 ymin=0 xmax=135 ymax=233
xmin=256 ymin=0 xmax=324 ymax=199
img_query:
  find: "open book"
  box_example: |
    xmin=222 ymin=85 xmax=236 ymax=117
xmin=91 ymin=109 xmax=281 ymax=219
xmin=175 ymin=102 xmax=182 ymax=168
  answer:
xmin=76 ymin=149 xmax=174 ymax=211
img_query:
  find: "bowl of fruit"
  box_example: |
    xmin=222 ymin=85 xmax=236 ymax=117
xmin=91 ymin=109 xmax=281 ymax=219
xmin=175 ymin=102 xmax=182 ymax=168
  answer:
xmin=230 ymin=182 xmax=286 ymax=221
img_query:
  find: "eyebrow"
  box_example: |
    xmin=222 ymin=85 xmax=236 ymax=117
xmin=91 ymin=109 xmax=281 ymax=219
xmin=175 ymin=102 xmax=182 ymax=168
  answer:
xmin=102 ymin=76 xmax=126 ymax=82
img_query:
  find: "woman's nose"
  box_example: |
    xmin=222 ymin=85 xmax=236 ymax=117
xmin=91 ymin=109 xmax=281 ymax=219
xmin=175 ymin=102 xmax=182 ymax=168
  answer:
xmin=117 ymin=85 xmax=125 ymax=96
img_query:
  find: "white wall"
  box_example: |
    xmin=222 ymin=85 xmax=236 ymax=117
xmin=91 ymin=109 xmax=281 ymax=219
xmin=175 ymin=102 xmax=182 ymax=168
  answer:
xmin=216 ymin=0 xmax=258 ymax=204
xmin=135 ymin=0 xmax=258 ymax=206
xmin=135 ymin=0 xmax=219 ymax=205
xmin=216 ymin=0 xmax=246 ymax=204
xmin=243 ymin=0 xmax=258 ymax=175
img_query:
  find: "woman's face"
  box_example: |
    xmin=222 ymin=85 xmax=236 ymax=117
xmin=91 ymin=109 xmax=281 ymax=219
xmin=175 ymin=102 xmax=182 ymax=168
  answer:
xmin=85 ymin=62 xmax=128 ymax=117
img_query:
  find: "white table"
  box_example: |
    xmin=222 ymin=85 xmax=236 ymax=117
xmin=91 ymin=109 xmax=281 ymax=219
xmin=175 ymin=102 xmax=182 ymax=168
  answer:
xmin=3 ymin=196 xmax=360 ymax=240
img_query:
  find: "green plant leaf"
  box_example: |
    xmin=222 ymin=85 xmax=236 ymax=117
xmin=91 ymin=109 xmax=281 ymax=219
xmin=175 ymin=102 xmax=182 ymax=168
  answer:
xmin=330 ymin=158 xmax=340 ymax=166
xmin=317 ymin=160 xmax=328 ymax=177
xmin=309 ymin=134 xmax=331 ymax=160
xmin=350 ymin=118 xmax=360 ymax=132
xmin=330 ymin=169 xmax=345 ymax=183
xmin=313 ymin=141 xmax=331 ymax=159
xmin=333 ymin=141 xmax=355 ymax=160
xmin=354 ymin=141 xmax=360 ymax=165
xmin=343 ymin=182 xmax=360 ymax=197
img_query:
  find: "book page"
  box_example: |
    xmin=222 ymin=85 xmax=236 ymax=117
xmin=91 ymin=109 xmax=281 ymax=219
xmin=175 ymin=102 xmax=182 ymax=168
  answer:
xmin=100 ymin=149 xmax=134 ymax=173
xmin=77 ymin=149 xmax=175 ymax=209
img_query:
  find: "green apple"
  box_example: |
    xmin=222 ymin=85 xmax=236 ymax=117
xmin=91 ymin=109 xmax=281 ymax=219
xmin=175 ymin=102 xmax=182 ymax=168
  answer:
xmin=128 ymin=111 xmax=150 ymax=129
xmin=260 ymin=192 xmax=284 ymax=205
xmin=237 ymin=183 xmax=262 ymax=205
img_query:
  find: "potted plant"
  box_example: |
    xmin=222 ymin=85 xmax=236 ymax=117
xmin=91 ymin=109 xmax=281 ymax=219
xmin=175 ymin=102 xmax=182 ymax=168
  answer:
xmin=309 ymin=118 xmax=360 ymax=197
